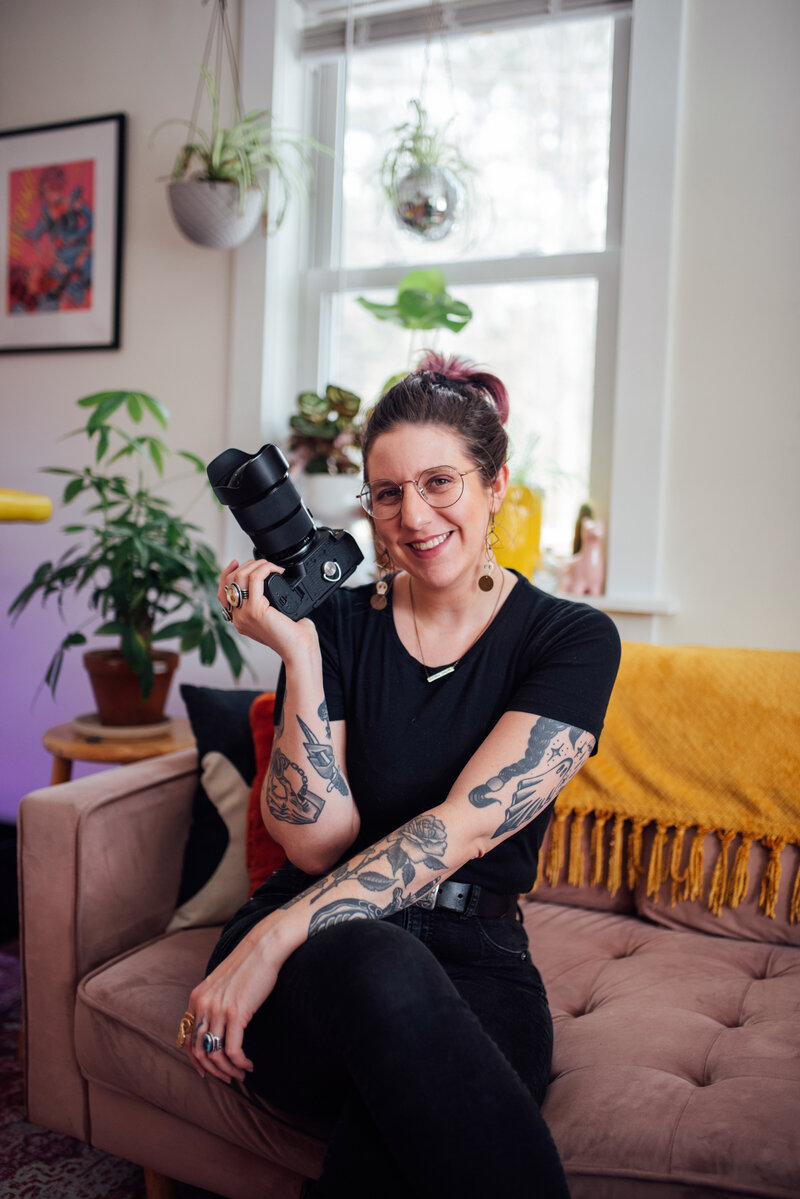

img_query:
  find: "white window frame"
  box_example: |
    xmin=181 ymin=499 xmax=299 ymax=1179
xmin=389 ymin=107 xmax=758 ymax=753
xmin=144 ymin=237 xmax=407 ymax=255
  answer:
xmin=230 ymin=0 xmax=685 ymax=639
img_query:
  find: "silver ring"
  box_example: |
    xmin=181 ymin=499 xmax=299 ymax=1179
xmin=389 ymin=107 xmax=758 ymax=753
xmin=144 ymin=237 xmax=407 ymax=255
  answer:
xmin=220 ymin=604 xmax=233 ymax=623
xmin=225 ymin=583 xmax=249 ymax=610
xmin=202 ymin=1033 xmax=223 ymax=1054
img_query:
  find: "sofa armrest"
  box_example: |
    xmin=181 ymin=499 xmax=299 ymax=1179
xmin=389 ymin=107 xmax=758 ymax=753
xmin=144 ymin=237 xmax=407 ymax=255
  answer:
xmin=19 ymin=748 xmax=198 ymax=1140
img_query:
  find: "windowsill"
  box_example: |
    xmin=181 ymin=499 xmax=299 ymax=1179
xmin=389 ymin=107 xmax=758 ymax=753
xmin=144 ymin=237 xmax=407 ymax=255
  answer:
xmin=551 ymin=592 xmax=674 ymax=616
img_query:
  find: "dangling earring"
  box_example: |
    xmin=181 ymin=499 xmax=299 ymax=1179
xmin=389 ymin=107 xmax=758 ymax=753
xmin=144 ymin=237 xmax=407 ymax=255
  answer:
xmin=371 ymin=544 xmax=392 ymax=611
xmin=478 ymin=516 xmax=496 ymax=592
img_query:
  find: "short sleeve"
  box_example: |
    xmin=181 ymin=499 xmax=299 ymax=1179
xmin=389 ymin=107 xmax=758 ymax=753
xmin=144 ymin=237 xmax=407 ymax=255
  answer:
xmin=272 ymin=593 xmax=348 ymax=727
xmin=507 ymin=604 xmax=621 ymax=752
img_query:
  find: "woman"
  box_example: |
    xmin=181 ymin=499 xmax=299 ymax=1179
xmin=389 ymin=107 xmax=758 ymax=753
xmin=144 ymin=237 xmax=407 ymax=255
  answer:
xmin=181 ymin=353 xmax=621 ymax=1198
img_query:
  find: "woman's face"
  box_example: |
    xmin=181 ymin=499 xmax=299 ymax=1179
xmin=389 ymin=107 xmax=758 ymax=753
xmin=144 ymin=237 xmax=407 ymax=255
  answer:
xmin=365 ymin=422 xmax=507 ymax=591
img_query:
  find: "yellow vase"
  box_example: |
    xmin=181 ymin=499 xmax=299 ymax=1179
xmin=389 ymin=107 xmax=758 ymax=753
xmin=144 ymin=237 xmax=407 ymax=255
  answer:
xmin=494 ymin=484 xmax=543 ymax=579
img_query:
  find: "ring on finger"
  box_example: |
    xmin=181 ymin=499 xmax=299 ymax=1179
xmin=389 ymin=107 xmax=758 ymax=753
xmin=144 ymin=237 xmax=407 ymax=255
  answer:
xmin=225 ymin=582 xmax=249 ymax=610
xmin=202 ymin=1033 xmax=224 ymax=1054
xmin=220 ymin=603 xmax=233 ymax=623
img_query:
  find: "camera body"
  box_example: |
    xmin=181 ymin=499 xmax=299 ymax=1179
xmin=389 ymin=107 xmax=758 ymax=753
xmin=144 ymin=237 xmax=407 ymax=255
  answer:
xmin=207 ymin=443 xmax=363 ymax=621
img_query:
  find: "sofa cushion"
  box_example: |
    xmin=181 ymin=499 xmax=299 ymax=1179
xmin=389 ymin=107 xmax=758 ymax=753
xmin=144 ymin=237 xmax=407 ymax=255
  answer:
xmin=524 ymin=902 xmax=800 ymax=1198
xmin=74 ymin=927 xmax=327 ymax=1179
xmin=247 ymin=691 xmax=287 ymax=895
xmin=635 ymin=826 xmax=800 ymax=947
xmin=169 ymin=686 xmax=264 ymax=930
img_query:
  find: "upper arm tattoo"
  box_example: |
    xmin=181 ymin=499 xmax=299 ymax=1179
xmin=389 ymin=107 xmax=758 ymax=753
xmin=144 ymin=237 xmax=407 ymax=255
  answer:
xmin=468 ymin=716 xmax=593 ymax=840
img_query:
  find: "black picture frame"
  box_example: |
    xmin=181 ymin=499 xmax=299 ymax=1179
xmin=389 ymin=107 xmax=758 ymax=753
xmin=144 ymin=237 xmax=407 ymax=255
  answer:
xmin=0 ymin=112 xmax=126 ymax=353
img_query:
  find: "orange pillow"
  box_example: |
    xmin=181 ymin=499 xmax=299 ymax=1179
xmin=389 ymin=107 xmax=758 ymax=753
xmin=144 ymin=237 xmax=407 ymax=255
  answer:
xmin=246 ymin=692 xmax=287 ymax=894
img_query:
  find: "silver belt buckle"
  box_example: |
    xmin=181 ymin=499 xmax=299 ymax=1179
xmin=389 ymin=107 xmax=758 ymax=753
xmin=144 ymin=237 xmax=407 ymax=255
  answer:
xmin=416 ymin=881 xmax=441 ymax=911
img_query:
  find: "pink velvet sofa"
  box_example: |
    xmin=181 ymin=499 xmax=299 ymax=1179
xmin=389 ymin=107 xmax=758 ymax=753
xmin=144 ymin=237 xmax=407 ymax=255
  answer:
xmin=18 ymin=643 xmax=800 ymax=1199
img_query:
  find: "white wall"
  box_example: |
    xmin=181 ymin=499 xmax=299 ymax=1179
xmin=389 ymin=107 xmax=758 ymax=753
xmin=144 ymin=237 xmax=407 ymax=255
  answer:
xmin=0 ymin=0 xmax=281 ymax=822
xmin=658 ymin=0 xmax=800 ymax=648
xmin=0 ymin=0 xmax=798 ymax=822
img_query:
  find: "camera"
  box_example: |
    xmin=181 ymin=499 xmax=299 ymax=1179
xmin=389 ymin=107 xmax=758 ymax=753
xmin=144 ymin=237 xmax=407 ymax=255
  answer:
xmin=207 ymin=443 xmax=363 ymax=621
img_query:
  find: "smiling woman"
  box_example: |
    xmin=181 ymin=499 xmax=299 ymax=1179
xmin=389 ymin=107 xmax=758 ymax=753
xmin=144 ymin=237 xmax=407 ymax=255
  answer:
xmin=181 ymin=352 xmax=621 ymax=1198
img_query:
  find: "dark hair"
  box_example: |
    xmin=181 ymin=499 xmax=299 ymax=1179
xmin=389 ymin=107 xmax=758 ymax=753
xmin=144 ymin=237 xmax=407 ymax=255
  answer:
xmin=362 ymin=352 xmax=509 ymax=483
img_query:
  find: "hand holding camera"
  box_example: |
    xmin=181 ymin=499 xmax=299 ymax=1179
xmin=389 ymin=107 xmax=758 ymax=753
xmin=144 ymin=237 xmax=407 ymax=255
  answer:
xmin=207 ymin=443 xmax=363 ymax=622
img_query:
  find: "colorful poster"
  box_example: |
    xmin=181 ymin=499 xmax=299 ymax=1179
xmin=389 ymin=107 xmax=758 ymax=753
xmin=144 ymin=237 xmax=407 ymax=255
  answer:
xmin=7 ymin=159 xmax=95 ymax=316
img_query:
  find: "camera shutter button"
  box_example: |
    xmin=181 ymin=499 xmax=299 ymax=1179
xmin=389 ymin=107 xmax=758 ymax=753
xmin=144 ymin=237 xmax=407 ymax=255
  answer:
xmin=322 ymin=561 xmax=342 ymax=582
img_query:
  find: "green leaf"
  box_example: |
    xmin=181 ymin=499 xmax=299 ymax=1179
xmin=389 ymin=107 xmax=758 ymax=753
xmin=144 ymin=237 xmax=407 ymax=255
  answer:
xmin=86 ymin=392 xmax=126 ymax=431
xmin=137 ymin=392 xmax=169 ymax=428
xmin=63 ymin=477 xmax=84 ymax=504
xmin=148 ymin=439 xmax=165 ymax=474
xmin=126 ymin=393 xmax=143 ymax=422
xmin=199 ymin=628 xmax=217 ymax=666
xmin=397 ymin=267 xmax=446 ymax=296
xmin=177 ymin=450 xmax=205 ymax=472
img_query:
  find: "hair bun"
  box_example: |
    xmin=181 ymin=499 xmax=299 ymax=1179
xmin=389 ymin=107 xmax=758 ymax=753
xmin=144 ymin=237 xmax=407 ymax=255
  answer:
xmin=416 ymin=351 xmax=509 ymax=426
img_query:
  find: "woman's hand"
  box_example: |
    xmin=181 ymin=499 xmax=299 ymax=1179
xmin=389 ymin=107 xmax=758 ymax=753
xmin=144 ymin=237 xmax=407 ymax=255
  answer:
xmin=219 ymin=558 xmax=318 ymax=663
xmin=183 ymin=913 xmax=293 ymax=1084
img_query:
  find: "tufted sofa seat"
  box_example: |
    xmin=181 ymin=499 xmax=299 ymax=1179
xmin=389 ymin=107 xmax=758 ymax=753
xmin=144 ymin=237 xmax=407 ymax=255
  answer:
xmin=18 ymin=641 xmax=800 ymax=1198
xmin=527 ymin=900 xmax=800 ymax=1199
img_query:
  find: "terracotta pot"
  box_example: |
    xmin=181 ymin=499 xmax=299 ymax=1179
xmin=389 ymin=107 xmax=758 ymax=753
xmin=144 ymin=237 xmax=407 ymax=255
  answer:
xmin=83 ymin=649 xmax=179 ymax=727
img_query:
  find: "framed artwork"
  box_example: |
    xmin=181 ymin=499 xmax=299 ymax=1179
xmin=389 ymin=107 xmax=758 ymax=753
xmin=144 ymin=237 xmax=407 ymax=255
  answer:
xmin=0 ymin=113 xmax=126 ymax=353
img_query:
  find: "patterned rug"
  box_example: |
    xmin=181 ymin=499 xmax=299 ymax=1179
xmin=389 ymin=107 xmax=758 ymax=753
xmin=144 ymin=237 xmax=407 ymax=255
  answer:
xmin=0 ymin=950 xmax=146 ymax=1198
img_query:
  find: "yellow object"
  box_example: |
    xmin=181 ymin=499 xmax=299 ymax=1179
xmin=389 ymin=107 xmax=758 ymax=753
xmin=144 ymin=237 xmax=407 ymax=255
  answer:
xmin=494 ymin=483 xmax=543 ymax=579
xmin=0 ymin=488 xmax=53 ymax=522
xmin=537 ymin=642 xmax=800 ymax=921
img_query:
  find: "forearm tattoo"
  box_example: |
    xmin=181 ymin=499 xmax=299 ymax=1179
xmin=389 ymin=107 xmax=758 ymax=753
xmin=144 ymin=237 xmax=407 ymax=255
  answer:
xmin=303 ymin=814 xmax=448 ymax=935
xmin=468 ymin=717 xmax=592 ymax=839
xmin=266 ymin=703 xmax=348 ymax=824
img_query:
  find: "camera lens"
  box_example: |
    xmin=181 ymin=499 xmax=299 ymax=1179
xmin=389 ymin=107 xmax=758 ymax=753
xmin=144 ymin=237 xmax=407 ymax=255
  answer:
xmin=207 ymin=444 xmax=316 ymax=563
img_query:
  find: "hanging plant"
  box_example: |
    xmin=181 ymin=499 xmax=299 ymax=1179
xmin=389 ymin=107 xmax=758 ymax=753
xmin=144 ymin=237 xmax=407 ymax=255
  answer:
xmin=356 ymin=268 xmax=472 ymax=332
xmin=287 ymin=385 xmax=363 ymax=476
xmin=380 ymin=100 xmax=473 ymax=241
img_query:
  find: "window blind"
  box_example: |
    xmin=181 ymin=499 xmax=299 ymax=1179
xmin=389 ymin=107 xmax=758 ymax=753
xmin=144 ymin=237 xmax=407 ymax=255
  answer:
xmin=299 ymin=0 xmax=632 ymax=55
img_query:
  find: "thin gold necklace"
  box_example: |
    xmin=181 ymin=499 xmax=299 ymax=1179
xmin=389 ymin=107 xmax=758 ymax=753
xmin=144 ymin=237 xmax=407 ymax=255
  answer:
xmin=408 ymin=571 xmax=505 ymax=683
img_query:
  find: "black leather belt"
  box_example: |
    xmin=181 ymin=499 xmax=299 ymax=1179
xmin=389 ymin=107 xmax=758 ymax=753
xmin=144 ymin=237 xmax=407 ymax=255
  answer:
xmin=416 ymin=881 xmax=516 ymax=919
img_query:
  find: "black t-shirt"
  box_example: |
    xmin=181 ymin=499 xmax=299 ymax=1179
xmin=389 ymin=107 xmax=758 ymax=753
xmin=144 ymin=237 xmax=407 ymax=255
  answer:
xmin=275 ymin=572 xmax=621 ymax=894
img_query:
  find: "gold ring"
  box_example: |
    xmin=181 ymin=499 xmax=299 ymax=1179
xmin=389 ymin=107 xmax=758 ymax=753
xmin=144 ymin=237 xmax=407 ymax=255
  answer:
xmin=176 ymin=1010 xmax=195 ymax=1049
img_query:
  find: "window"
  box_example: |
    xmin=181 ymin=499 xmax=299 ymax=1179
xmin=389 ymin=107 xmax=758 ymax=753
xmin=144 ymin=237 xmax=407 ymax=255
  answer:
xmin=299 ymin=2 xmax=630 ymax=554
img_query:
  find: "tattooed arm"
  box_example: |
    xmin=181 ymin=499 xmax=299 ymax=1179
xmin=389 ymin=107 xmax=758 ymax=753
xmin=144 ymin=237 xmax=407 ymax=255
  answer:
xmin=183 ymin=710 xmax=593 ymax=1083
xmin=215 ymin=556 xmax=359 ymax=876
xmin=261 ymin=651 xmax=360 ymax=876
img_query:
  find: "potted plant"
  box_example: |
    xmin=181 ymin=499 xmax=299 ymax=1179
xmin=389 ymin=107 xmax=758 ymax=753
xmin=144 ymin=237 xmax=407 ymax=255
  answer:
xmin=287 ymin=385 xmax=363 ymax=526
xmin=380 ymin=99 xmax=473 ymax=241
xmin=154 ymin=69 xmax=324 ymax=249
xmin=8 ymin=390 xmax=246 ymax=726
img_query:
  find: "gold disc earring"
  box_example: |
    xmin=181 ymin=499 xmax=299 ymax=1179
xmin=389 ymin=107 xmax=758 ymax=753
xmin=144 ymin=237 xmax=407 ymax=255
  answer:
xmin=371 ymin=545 xmax=392 ymax=610
xmin=478 ymin=516 xmax=496 ymax=592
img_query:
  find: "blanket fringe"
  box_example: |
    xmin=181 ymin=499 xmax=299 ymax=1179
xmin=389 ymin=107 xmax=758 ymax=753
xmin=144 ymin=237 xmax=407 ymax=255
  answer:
xmin=646 ymin=822 xmax=669 ymax=900
xmin=627 ymin=819 xmax=644 ymax=891
xmin=590 ymin=811 xmax=611 ymax=886
xmin=668 ymin=826 xmax=687 ymax=906
xmin=608 ymin=812 xmax=626 ymax=896
xmin=534 ymin=807 xmax=798 ymax=922
xmin=759 ymin=837 xmax=786 ymax=919
xmin=708 ymin=830 xmax=737 ymax=916
xmin=791 ymin=862 xmax=800 ymax=925
xmin=545 ymin=809 xmax=569 ymax=886
xmin=725 ymin=836 xmax=752 ymax=909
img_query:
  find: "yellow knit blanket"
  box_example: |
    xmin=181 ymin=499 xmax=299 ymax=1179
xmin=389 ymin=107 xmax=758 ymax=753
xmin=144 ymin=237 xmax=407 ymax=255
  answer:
xmin=543 ymin=642 xmax=800 ymax=921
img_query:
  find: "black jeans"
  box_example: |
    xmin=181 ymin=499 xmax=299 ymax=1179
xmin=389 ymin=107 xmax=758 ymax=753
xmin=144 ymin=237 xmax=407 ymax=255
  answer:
xmin=208 ymin=864 xmax=570 ymax=1199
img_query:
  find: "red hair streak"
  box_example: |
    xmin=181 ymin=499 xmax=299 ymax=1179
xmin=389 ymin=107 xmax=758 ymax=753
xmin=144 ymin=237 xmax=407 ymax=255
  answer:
xmin=416 ymin=351 xmax=510 ymax=426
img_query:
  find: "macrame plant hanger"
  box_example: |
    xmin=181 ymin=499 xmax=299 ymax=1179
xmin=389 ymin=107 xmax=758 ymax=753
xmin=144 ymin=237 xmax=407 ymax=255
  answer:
xmin=166 ymin=0 xmax=263 ymax=249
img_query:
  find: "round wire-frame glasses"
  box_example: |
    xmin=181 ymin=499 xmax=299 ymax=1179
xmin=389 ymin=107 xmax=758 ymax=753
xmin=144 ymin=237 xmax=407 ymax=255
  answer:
xmin=357 ymin=465 xmax=482 ymax=520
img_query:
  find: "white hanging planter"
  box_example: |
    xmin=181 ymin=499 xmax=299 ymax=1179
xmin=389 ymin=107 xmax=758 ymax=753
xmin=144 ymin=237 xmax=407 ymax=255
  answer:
xmin=167 ymin=180 xmax=262 ymax=249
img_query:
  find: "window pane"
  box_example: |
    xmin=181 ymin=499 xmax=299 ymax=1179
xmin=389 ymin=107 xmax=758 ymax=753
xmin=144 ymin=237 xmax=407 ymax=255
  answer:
xmin=328 ymin=277 xmax=597 ymax=555
xmin=342 ymin=17 xmax=614 ymax=268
